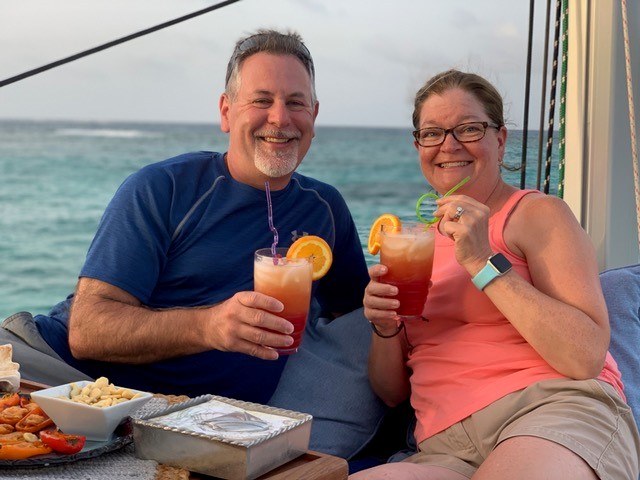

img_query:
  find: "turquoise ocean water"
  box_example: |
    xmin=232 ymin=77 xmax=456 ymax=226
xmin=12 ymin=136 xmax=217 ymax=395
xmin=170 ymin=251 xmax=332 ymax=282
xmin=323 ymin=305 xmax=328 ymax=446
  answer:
xmin=0 ymin=120 xmax=559 ymax=320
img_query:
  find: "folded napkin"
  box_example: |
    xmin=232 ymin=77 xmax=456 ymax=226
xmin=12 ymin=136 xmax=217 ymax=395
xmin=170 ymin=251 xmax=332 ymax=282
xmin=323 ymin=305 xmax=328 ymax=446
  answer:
xmin=0 ymin=344 xmax=20 ymax=393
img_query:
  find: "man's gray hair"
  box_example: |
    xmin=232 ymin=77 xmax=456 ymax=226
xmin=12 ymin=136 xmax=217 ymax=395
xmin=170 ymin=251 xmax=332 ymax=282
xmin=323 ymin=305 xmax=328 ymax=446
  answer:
xmin=225 ymin=29 xmax=316 ymax=103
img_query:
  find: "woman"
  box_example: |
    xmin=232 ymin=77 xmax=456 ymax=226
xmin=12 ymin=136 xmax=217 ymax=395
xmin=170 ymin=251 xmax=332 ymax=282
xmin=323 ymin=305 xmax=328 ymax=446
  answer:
xmin=352 ymin=70 xmax=640 ymax=479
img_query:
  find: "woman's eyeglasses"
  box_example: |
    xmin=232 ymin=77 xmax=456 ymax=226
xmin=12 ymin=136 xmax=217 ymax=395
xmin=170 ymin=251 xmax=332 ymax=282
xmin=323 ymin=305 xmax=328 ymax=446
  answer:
xmin=412 ymin=121 xmax=501 ymax=147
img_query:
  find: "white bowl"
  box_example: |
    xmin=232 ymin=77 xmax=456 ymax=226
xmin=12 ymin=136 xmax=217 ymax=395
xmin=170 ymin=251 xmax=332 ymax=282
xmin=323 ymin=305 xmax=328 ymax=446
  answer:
xmin=30 ymin=381 xmax=153 ymax=441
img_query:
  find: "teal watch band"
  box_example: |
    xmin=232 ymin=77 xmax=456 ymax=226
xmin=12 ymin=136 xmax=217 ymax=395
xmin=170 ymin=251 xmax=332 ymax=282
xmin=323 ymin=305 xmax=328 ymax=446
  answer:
xmin=472 ymin=253 xmax=512 ymax=290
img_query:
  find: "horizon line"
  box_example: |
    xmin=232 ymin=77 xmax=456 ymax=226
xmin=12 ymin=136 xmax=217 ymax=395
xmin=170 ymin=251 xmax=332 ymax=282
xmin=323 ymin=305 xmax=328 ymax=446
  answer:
xmin=0 ymin=117 xmax=552 ymax=133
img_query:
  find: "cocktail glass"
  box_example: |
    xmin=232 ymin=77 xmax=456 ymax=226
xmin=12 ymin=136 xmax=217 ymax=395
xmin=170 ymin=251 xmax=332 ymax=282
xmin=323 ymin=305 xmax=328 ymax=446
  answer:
xmin=254 ymin=248 xmax=313 ymax=354
xmin=379 ymin=221 xmax=435 ymax=320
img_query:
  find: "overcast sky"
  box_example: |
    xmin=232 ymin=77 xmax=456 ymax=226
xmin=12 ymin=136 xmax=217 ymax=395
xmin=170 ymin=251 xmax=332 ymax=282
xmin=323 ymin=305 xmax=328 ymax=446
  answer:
xmin=0 ymin=0 xmax=555 ymax=129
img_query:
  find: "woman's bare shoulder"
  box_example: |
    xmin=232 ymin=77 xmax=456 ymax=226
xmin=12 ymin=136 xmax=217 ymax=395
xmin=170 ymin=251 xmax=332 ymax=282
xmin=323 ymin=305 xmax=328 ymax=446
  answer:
xmin=506 ymin=191 xmax=584 ymax=257
xmin=514 ymin=191 xmax=576 ymax=223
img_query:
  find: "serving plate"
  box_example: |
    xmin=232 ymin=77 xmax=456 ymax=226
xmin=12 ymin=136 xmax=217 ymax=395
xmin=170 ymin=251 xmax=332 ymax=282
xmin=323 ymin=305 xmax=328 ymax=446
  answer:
xmin=0 ymin=380 xmax=134 ymax=467
xmin=0 ymin=419 xmax=133 ymax=468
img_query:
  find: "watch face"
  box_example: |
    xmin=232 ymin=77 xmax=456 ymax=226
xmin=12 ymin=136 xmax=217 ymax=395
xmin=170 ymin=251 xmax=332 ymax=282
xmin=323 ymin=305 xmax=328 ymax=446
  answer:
xmin=490 ymin=253 xmax=512 ymax=273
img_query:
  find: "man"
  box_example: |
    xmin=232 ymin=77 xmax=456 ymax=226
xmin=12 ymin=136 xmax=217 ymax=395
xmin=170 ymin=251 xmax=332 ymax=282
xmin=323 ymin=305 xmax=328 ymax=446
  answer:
xmin=2 ymin=29 xmax=368 ymax=404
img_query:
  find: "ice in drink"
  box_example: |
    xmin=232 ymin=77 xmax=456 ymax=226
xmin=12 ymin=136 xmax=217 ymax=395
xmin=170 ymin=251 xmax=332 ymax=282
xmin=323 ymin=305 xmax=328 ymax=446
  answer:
xmin=254 ymin=248 xmax=313 ymax=354
xmin=380 ymin=222 xmax=435 ymax=319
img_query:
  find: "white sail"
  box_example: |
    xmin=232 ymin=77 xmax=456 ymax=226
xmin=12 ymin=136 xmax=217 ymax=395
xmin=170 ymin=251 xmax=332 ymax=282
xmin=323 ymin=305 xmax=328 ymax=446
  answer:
xmin=564 ymin=0 xmax=640 ymax=270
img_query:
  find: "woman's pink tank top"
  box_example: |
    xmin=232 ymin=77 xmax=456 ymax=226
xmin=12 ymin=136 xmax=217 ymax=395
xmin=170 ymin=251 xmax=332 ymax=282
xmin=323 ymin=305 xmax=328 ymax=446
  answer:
xmin=406 ymin=189 xmax=623 ymax=444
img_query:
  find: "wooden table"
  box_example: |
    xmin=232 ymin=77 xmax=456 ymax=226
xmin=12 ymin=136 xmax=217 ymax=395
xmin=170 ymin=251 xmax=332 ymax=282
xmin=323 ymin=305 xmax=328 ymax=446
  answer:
xmin=255 ymin=451 xmax=346 ymax=479
xmin=186 ymin=451 xmax=347 ymax=480
xmin=20 ymin=380 xmax=348 ymax=480
xmin=19 ymin=378 xmax=51 ymax=393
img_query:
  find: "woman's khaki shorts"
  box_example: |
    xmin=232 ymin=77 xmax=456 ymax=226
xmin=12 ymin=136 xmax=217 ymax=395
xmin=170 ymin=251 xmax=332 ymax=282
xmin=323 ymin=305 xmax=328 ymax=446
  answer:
xmin=406 ymin=379 xmax=640 ymax=479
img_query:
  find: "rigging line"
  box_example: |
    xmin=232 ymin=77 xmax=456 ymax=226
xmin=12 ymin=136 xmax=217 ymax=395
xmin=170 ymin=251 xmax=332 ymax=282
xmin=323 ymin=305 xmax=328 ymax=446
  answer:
xmin=579 ymin=0 xmax=592 ymax=228
xmin=543 ymin=0 xmax=562 ymax=195
xmin=0 ymin=0 xmax=243 ymax=88
xmin=621 ymin=0 xmax=640 ymax=251
xmin=520 ymin=0 xmax=536 ymax=190
xmin=536 ymin=0 xmax=551 ymax=190
xmin=557 ymin=0 xmax=568 ymax=199
xmin=536 ymin=0 xmax=553 ymax=191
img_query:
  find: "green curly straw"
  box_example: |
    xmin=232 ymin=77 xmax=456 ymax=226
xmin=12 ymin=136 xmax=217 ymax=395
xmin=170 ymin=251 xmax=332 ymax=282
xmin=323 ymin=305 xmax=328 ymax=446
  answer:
xmin=415 ymin=176 xmax=471 ymax=224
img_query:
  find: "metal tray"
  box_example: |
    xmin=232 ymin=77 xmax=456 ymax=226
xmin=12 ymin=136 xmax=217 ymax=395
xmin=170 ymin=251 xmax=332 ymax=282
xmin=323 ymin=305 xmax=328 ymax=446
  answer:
xmin=132 ymin=394 xmax=312 ymax=480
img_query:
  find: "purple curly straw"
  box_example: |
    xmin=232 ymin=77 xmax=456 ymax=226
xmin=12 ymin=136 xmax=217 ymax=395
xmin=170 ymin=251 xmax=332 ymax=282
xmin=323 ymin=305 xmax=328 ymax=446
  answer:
xmin=265 ymin=181 xmax=279 ymax=262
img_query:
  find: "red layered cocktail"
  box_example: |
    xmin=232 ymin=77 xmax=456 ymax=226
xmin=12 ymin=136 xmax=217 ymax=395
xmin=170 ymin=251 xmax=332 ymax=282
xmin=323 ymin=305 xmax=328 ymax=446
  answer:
xmin=380 ymin=222 xmax=435 ymax=319
xmin=254 ymin=248 xmax=313 ymax=354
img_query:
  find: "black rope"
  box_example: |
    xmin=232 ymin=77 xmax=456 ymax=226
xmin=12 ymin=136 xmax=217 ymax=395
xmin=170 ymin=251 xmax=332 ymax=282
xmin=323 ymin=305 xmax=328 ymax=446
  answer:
xmin=543 ymin=0 xmax=562 ymax=194
xmin=536 ymin=0 xmax=553 ymax=191
xmin=0 ymin=0 xmax=243 ymax=88
xmin=520 ymin=0 xmax=536 ymax=190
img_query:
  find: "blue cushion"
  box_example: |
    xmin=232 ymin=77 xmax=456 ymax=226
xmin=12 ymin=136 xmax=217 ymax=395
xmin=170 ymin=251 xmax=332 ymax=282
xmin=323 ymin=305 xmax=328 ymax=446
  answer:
xmin=268 ymin=307 xmax=389 ymax=459
xmin=600 ymin=264 xmax=640 ymax=422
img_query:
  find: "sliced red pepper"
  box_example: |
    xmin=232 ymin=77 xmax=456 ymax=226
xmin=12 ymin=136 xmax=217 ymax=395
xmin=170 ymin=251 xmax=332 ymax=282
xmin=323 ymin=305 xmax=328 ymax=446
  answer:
xmin=0 ymin=424 xmax=15 ymax=435
xmin=0 ymin=393 xmax=20 ymax=410
xmin=0 ymin=440 xmax=52 ymax=459
xmin=0 ymin=406 xmax=29 ymax=425
xmin=20 ymin=397 xmax=38 ymax=409
xmin=14 ymin=406 xmax=54 ymax=433
xmin=39 ymin=429 xmax=86 ymax=454
xmin=0 ymin=432 xmax=30 ymax=443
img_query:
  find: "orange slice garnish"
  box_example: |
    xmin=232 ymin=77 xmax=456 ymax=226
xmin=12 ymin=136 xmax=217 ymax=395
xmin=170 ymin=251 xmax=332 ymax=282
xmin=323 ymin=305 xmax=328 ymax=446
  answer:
xmin=286 ymin=235 xmax=333 ymax=281
xmin=367 ymin=213 xmax=401 ymax=255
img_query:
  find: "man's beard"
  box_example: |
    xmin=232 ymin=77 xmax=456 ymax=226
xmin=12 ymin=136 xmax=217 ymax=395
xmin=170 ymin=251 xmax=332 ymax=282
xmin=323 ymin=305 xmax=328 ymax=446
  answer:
xmin=254 ymin=142 xmax=299 ymax=178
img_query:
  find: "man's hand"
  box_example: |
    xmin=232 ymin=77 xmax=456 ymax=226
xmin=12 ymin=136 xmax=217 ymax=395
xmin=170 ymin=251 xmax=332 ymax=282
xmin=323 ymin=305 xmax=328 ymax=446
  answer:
xmin=204 ymin=291 xmax=295 ymax=360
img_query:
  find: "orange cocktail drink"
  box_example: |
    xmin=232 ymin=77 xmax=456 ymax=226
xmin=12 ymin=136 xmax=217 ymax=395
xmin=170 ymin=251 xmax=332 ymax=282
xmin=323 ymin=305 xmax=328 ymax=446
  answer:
xmin=380 ymin=222 xmax=435 ymax=319
xmin=254 ymin=248 xmax=313 ymax=354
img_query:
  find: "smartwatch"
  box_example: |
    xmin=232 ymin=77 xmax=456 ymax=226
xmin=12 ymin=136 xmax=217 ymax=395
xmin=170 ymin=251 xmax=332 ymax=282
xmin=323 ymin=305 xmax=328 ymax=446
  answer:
xmin=472 ymin=253 xmax=512 ymax=290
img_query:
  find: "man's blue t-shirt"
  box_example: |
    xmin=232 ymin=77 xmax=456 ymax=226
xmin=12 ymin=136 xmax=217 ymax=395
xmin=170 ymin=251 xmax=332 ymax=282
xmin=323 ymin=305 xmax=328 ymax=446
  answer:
xmin=36 ymin=152 xmax=369 ymax=403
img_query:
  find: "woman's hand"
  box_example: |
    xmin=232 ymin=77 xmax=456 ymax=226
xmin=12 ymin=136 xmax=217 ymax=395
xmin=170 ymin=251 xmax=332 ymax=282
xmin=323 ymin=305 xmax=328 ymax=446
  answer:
xmin=363 ymin=264 xmax=403 ymax=335
xmin=435 ymin=194 xmax=493 ymax=275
